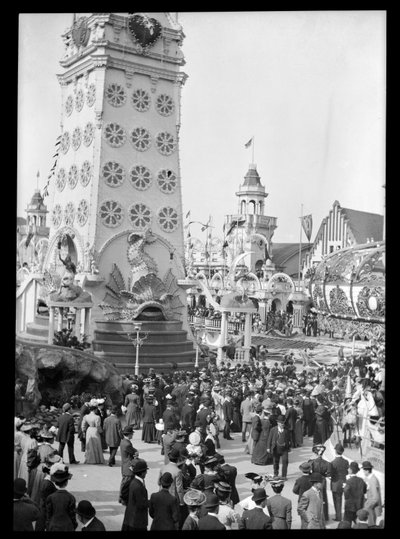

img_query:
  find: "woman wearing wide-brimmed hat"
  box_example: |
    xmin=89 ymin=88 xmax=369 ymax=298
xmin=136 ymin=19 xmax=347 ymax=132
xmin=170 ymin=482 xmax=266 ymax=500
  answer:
xmin=182 ymin=489 xmax=206 ymax=530
xmin=18 ymin=422 xmax=39 ymax=485
xmin=29 ymin=427 xmax=56 ymax=505
xmin=81 ymin=401 xmax=105 ymax=464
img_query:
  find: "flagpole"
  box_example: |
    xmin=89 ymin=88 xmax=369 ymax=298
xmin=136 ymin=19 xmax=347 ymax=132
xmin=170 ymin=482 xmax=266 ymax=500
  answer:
xmin=298 ymin=204 xmax=303 ymax=291
xmin=208 ymin=215 xmax=212 ymax=280
xmin=252 ymin=136 xmax=255 ymax=164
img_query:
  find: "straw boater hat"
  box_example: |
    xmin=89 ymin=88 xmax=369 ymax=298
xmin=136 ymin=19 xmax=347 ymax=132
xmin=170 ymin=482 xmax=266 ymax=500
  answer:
xmin=215 ymin=481 xmax=231 ymax=493
xmin=270 ymin=476 xmax=286 ymax=487
xmin=189 ymin=431 xmax=201 ymax=446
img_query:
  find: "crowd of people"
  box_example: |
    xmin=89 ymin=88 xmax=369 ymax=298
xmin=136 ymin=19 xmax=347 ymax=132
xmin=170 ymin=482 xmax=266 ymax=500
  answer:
xmin=14 ymin=338 xmax=385 ymax=530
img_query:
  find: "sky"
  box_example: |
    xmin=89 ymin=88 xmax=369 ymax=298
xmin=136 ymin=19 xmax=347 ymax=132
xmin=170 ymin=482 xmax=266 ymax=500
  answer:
xmin=18 ymin=11 xmax=386 ymax=243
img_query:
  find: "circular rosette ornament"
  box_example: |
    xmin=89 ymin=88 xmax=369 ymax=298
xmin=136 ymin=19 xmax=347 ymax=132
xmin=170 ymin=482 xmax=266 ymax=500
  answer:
xmin=157 ymin=206 xmax=179 ymax=232
xmin=128 ymin=14 xmax=162 ymax=50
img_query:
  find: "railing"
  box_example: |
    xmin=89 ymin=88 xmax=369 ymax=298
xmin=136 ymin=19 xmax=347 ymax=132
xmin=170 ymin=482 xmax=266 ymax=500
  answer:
xmin=16 ymin=274 xmax=42 ymax=334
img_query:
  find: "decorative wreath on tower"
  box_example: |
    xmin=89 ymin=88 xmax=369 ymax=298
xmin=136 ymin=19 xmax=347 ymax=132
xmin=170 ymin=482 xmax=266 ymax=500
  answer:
xmin=127 ymin=13 xmax=163 ymax=51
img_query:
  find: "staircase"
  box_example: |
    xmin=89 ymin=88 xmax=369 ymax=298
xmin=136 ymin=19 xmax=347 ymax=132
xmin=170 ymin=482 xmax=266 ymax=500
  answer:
xmin=18 ymin=314 xmax=49 ymax=343
xmin=92 ymin=319 xmax=197 ymax=373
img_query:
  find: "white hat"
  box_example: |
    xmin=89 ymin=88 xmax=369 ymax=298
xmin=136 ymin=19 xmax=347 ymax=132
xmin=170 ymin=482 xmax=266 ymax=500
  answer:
xmin=165 ymin=394 xmax=173 ymax=400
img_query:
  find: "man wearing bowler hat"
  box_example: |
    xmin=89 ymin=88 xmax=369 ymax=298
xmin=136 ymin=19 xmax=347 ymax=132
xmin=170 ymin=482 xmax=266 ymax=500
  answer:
xmin=293 ymin=462 xmax=313 ymax=528
xmin=56 ymin=403 xmax=79 ymax=464
xmin=353 ymin=508 xmax=370 ymax=529
xmin=121 ymin=458 xmax=149 ymax=531
xmin=361 ymin=460 xmax=383 ymax=527
xmin=13 ymin=478 xmax=40 ymax=531
xmin=343 ymin=461 xmax=367 ymax=524
xmin=119 ymin=425 xmax=139 ymax=506
xmin=297 ymin=472 xmax=326 ymax=529
xmin=198 ymin=493 xmax=226 ymax=530
xmin=239 ymin=488 xmax=273 ymax=529
xmin=330 ymin=442 xmax=349 ymax=521
xmin=149 ymin=472 xmax=180 ymax=530
xmin=76 ymin=500 xmax=106 ymax=531
xmin=266 ymin=415 xmax=291 ymax=479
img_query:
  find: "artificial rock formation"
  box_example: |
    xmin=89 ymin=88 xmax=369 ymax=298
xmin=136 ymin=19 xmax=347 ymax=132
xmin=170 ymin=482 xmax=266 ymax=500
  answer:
xmin=15 ymin=338 xmax=123 ymax=415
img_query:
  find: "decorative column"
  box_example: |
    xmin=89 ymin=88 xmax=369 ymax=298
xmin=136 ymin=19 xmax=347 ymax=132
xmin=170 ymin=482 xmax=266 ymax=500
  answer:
xmin=217 ymin=311 xmax=229 ymax=365
xmin=288 ymin=290 xmax=309 ymax=332
xmin=48 ymin=306 xmax=55 ymax=344
xmin=243 ymin=312 xmax=252 ymax=363
xmin=74 ymin=309 xmax=82 ymax=338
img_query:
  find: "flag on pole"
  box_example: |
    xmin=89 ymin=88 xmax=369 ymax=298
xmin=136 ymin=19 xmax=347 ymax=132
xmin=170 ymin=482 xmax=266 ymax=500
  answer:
xmin=185 ymin=210 xmax=191 ymax=219
xmin=301 ymin=214 xmax=313 ymax=242
xmin=244 ymin=137 xmax=253 ymax=149
xmin=226 ymin=217 xmax=246 ymax=237
xmin=25 ymin=231 xmax=34 ymax=247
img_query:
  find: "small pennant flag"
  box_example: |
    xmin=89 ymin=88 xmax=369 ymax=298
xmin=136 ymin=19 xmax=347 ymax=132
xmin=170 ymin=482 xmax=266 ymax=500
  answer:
xmin=301 ymin=214 xmax=313 ymax=242
xmin=185 ymin=210 xmax=191 ymax=219
xmin=245 ymin=137 xmax=253 ymax=149
xmin=222 ymin=240 xmax=229 ymax=249
xmin=226 ymin=217 xmax=246 ymax=237
xmin=25 ymin=231 xmax=34 ymax=247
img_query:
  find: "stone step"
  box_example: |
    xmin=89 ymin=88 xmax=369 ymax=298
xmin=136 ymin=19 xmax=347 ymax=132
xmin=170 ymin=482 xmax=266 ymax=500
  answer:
xmin=34 ymin=314 xmax=50 ymax=327
xmin=92 ymin=339 xmax=195 ymax=354
xmin=17 ymin=332 xmax=48 ymax=343
xmin=94 ymin=349 xmax=196 ymax=361
xmin=93 ymin=329 xmax=189 ymax=343
xmin=25 ymin=322 xmax=49 ymax=337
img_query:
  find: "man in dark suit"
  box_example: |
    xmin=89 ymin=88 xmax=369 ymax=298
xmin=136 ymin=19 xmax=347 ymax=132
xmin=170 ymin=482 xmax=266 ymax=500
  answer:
xmin=13 ymin=478 xmax=40 ymax=531
xmin=196 ymin=400 xmax=211 ymax=441
xmin=181 ymin=396 xmax=196 ymax=433
xmin=119 ymin=425 xmax=139 ymax=505
xmin=330 ymin=443 xmax=349 ymax=521
xmin=149 ymin=472 xmax=180 ymax=530
xmin=198 ymin=494 xmax=226 ymax=530
xmin=302 ymin=390 xmax=315 ymax=437
xmin=309 ymin=444 xmax=332 ymax=521
xmin=162 ymin=397 xmax=180 ymax=433
xmin=267 ymin=415 xmax=291 ymax=478
xmin=56 ymin=403 xmax=79 ymax=464
xmin=222 ymin=391 xmax=234 ymax=440
xmin=215 ymin=453 xmax=239 ymax=507
xmin=293 ymin=462 xmax=313 ymax=529
xmin=343 ymin=461 xmax=367 ymax=524
xmin=121 ymin=459 xmax=149 ymax=531
xmin=103 ymin=405 xmax=123 ymax=467
xmin=239 ymin=488 xmax=273 ymax=529
xmin=284 ymin=398 xmax=298 ymax=448
xmin=76 ymin=500 xmax=106 ymax=531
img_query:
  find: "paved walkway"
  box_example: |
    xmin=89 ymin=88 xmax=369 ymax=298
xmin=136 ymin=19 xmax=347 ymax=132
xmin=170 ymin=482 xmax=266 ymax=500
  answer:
xmin=66 ymin=428 xmax=341 ymax=531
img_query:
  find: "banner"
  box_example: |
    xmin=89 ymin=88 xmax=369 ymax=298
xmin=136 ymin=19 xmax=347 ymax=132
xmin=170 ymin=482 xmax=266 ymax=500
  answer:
xmin=301 ymin=214 xmax=313 ymax=242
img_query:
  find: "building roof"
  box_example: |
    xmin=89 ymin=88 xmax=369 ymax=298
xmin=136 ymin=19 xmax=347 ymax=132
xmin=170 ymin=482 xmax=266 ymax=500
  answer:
xmin=242 ymin=164 xmax=262 ymax=188
xmin=17 ymin=216 xmax=27 ymax=227
xmin=271 ymin=243 xmax=310 ymax=268
xmin=340 ymin=206 xmax=383 ymax=244
xmin=26 ymin=189 xmax=47 ymax=212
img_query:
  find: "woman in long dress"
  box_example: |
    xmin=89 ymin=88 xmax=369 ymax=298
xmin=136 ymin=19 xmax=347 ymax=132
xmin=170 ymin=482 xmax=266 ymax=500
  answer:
xmin=14 ymin=417 xmax=24 ymax=479
xmin=251 ymin=409 xmax=272 ymax=466
xmin=124 ymin=385 xmax=141 ymax=428
xmin=294 ymin=399 xmax=304 ymax=447
xmin=30 ymin=428 xmax=56 ymax=505
xmin=81 ymin=404 xmax=105 ymax=464
xmin=142 ymin=395 xmax=157 ymax=443
xmin=249 ymin=407 xmax=262 ymax=460
xmin=18 ymin=423 xmax=39 ymax=484
xmin=313 ymin=396 xmax=331 ymax=445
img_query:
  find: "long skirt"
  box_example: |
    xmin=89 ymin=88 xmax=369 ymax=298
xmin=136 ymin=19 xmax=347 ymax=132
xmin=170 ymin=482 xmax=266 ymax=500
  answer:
xmin=245 ymin=432 xmax=254 ymax=455
xmin=295 ymin=419 xmax=303 ymax=447
xmin=142 ymin=422 xmax=156 ymax=443
xmin=85 ymin=427 xmax=105 ymax=464
xmin=125 ymin=405 xmax=138 ymax=428
xmin=14 ymin=451 xmax=21 ymax=480
xmin=29 ymin=465 xmax=46 ymax=505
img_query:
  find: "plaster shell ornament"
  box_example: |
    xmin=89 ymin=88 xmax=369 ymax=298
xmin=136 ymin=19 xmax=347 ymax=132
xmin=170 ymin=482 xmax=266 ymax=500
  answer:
xmin=80 ymin=160 xmax=92 ymax=187
xmin=60 ymin=132 xmax=70 ymax=154
xmin=64 ymin=202 xmax=75 ymax=226
xmin=56 ymin=168 xmax=67 ymax=192
xmin=99 ymin=200 xmax=124 ymax=228
xmin=102 ymin=161 xmax=126 ymax=188
xmin=127 ymin=13 xmax=162 ymax=51
xmin=130 ymin=127 xmax=151 ymax=152
xmin=157 ymin=169 xmax=177 ymax=194
xmin=131 ymin=88 xmax=151 ymax=112
xmin=83 ymin=122 xmax=95 ymax=147
xmin=65 ymin=95 xmax=74 ymax=116
xmin=71 ymin=16 xmax=91 ymax=48
xmin=76 ymin=199 xmax=89 ymax=227
xmin=155 ymin=131 xmax=176 ymax=156
xmin=126 ymin=230 xmax=158 ymax=284
xmin=71 ymin=127 xmax=82 ymax=151
xmin=86 ymin=83 xmax=96 ymax=107
xmin=68 ymin=164 xmax=78 ymax=189
xmin=155 ymin=93 xmax=174 ymax=116
xmin=129 ymin=165 xmax=152 ymax=191
xmin=104 ymin=122 xmax=126 ymax=148
xmin=75 ymin=89 xmax=84 ymax=112
xmin=51 ymin=204 xmax=63 ymax=228
xmin=105 ymin=83 xmax=127 ymax=107
xmin=99 ymin=263 xmax=184 ymax=322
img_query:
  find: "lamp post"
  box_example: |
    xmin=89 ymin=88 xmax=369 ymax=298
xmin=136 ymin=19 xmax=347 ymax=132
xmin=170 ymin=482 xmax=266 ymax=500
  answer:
xmin=128 ymin=322 xmax=149 ymax=376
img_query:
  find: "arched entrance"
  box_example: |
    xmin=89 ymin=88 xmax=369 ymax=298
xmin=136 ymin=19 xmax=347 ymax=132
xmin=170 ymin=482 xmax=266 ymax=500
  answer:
xmin=271 ymin=298 xmax=281 ymax=312
xmin=286 ymin=300 xmax=294 ymax=314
